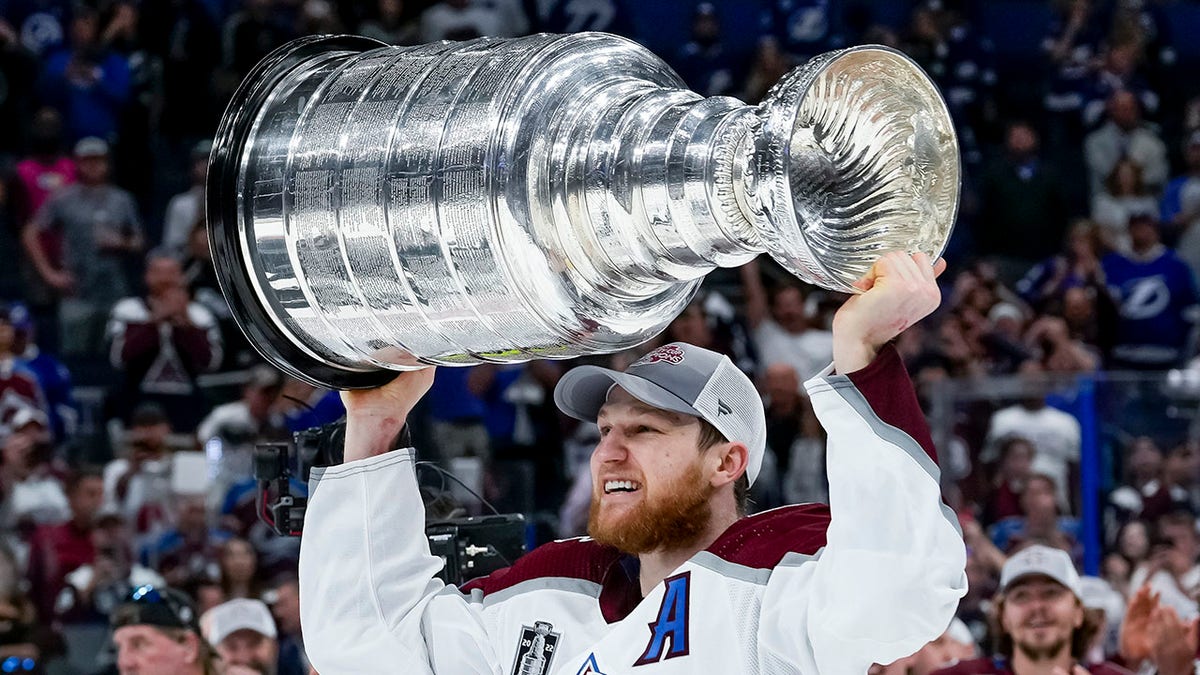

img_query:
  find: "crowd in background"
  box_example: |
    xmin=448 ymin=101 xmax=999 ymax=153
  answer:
xmin=1 ymin=0 xmax=1200 ymax=672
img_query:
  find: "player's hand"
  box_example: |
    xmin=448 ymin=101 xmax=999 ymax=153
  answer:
xmin=340 ymin=368 xmax=436 ymax=463
xmin=832 ymin=252 xmax=945 ymax=372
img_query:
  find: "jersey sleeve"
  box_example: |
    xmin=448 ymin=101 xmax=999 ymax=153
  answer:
xmin=299 ymin=449 xmax=503 ymax=674
xmin=757 ymin=345 xmax=968 ymax=673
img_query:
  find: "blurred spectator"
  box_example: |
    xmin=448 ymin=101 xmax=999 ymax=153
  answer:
xmin=200 ymin=598 xmax=279 ymax=675
xmin=110 ymin=585 xmax=214 ymax=675
xmin=5 ymin=302 xmax=77 ymax=445
xmin=1104 ymin=519 xmax=1151 ymax=600
xmin=933 ymin=545 xmax=1127 ymax=674
xmin=1078 ymin=575 xmax=1127 ymax=667
xmin=0 ymin=543 xmax=47 ymax=666
xmin=977 ymin=121 xmax=1069 ymax=282
xmin=161 ymin=140 xmax=211 ymax=253
xmin=10 ymin=107 xmax=75 ymax=348
xmin=1101 ymin=215 xmax=1198 ymax=369
xmin=1091 ymin=159 xmax=1160 ymax=253
xmin=741 ymin=37 xmax=793 ymax=104
xmin=989 ymin=474 xmax=1081 ymax=558
xmin=217 ymin=537 xmax=262 ymax=602
xmin=671 ymin=3 xmax=738 ymax=97
xmin=0 ymin=308 xmax=49 ymax=436
xmin=1108 ymin=437 xmax=1166 ymax=529
xmin=197 ymin=365 xmax=284 ymax=510
xmin=58 ymin=511 xmax=164 ymax=623
xmin=1025 ymin=317 xmax=1099 ymax=374
xmin=759 ymin=364 xmax=827 ymax=506
xmin=357 ymin=0 xmax=418 ymax=45
xmin=1161 ymin=131 xmax=1200 ymax=232
xmin=1081 ymin=42 xmax=1159 ymax=129
xmin=660 ymin=292 xmax=757 ymax=376
xmin=984 ymin=376 xmax=1081 ymax=510
xmin=1017 ymin=220 xmax=1107 ymax=315
xmin=220 ymin=0 xmax=291 ymax=93
xmin=25 ymin=467 xmax=103 ymax=621
xmin=102 ymin=402 xmax=174 ymax=547
xmin=0 ymin=408 xmax=69 ymax=542
xmin=419 ymin=0 xmax=506 ymax=42
xmin=22 ymin=136 xmax=143 ymax=357
xmin=0 ymin=17 xmax=40 ymax=156
xmin=984 ymin=437 xmax=1036 ymax=525
xmin=1042 ymin=0 xmax=1106 ymax=135
xmin=36 ymin=6 xmax=131 ymax=144
xmin=740 ymin=259 xmax=832 ymax=383
xmin=267 ymin=575 xmax=308 ymax=675
xmin=143 ymin=493 xmax=229 ymax=588
xmin=758 ymin=0 xmax=841 ymax=62
xmin=527 ymin=0 xmax=634 ymax=35
xmin=475 ymin=0 xmax=529 ymax=37
xmin=1084 ymin=90 xmax=1168 ymax=199
xmin=1127 ymin=511 xmax=1200 ymax=621
xmin=106 ymin=247 xmax=221 ymax=429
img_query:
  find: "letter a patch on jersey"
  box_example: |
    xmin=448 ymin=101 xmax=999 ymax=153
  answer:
xmin=633 ymin=571 xmax=691 ymax=667
xmin=510 ymin=621 xmax=560 ymax=675
xmin=575 ymin=653 xmax=606 ymax=675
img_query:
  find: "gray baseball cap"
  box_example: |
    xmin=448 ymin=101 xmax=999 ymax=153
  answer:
xmin=554 ymin=342 xmax=767 ymax=486
xmin=999 ymin=545 xmax=1082 ymax=598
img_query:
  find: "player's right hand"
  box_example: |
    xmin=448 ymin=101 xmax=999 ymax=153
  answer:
xmin=339 ymin=367 xmax=436 ymax=463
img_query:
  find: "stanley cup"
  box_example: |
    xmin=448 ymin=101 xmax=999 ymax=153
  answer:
xmin=208 ymin=32 xmax=959 ymax=389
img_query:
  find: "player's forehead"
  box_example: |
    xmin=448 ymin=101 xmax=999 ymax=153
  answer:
xmin=596 ymin=387 xmax=690 ymax=426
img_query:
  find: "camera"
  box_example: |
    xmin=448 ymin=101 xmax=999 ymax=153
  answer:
xmin=254 ymin=421 xmax=528 ymax=585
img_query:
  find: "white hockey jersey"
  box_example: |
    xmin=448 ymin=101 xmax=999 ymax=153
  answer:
xmin=299 ymin=346 xmax=968 ymax=674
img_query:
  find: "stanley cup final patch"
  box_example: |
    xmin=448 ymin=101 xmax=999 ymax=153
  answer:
xmin=510 ymin=621 xmax=561 ymax=675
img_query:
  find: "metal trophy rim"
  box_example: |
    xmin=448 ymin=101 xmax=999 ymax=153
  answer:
xmin=207 ymin=34 xmax=401 ymax=389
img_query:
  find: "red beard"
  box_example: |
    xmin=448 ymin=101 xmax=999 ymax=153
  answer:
xmin=587 ymin=460 xmax=714 ymax=555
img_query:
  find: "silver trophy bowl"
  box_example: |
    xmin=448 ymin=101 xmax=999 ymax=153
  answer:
xmin=208 ymin=33 xmax=958 ymax=388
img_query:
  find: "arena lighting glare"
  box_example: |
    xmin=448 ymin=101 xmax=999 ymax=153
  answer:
xmin=207 ymin=32 xmax=959 ymax=389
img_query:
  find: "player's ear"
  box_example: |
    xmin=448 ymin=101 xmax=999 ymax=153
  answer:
xmin=711 ymin=442 xmax=749 ymax=488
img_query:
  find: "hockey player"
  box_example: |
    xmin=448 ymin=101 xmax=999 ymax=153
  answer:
xmin=298 ymin=252 xmax=968 ymax=674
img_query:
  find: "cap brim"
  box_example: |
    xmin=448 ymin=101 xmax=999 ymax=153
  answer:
xmin=554 ymin=365 xmax=703 ymax=423
xmin=1002 ymin=571 xmax=1079 ymax=598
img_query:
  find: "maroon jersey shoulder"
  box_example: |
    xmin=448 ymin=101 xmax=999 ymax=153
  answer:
xmin=846 ymin=343 xmax=937 ymax=464
xmin=705 ymin=503 xmax=831 ymax=569
xmin=461 ymin=536 xmax=622 ymax=595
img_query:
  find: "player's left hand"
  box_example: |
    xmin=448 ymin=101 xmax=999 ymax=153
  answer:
xmin=832 ymin=251 xmax=945 ymax=372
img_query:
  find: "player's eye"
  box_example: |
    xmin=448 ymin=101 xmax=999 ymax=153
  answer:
xmin=599 ymin=426 xmax=611 ymax=437
xmin=635 ymin=425 xmax=657 ymax=434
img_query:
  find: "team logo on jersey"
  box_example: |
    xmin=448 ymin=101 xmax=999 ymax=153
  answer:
xmin=633 ymin=572 xmax=691 ymax=666
xmin=511 ymin=621 xmax=560 ymax=675
xmin=575 ymin=653 xmax=606 ymax=675
xmin=635 ymin=344 xmax=685 ymax=366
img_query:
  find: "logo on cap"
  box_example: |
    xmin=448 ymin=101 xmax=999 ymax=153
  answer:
xmin=717 ymin=400 xmax=731 ymax=416
xmin=636 ymin=345 xmax=685 ymax=366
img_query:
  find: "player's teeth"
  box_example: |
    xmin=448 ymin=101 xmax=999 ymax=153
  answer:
xmin=604 ymin=480 xmax=638 ymax=493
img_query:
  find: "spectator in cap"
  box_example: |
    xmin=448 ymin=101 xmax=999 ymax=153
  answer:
xmin=161 ymin=140 xmax=212 ymax=253
xmin=106 ymin=246 xmax=222 ymax=430
xmin=0 ymin=406 xmax=69 ymax=549
xmin=932 ymin=545 xmax=1129 ymax=674
xmin=200 ymin=598 xmax=279 ymax=675
xmin=21 ymin=133 xmax=144 ymax=357
xmin=110 ymin=585 xmax=217 ymax=675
